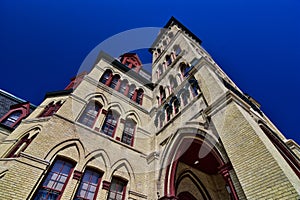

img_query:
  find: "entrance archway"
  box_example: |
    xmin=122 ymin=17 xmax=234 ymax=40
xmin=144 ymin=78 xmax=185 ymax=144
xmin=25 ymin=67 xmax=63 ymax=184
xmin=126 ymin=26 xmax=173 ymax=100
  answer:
xmin=160 ymin=132 xmax=238 ymax=200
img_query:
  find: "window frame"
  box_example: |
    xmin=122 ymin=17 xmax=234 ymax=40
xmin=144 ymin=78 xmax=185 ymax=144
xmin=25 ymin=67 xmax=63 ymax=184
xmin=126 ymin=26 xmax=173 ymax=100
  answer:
xmin=101 ymin=110 xmax=120 ymax=137
xmin=74 ymin=168 xmax=103 ymax=200
xmin=33 ymin=158 xmax=75 ymax=200
xmin=78 ymin=101 xmax=102 ymax=129
xmin=107 ymin=177 xmax=127 ymax=200
xmin=121 ymin=119 xmax=136 ymax=146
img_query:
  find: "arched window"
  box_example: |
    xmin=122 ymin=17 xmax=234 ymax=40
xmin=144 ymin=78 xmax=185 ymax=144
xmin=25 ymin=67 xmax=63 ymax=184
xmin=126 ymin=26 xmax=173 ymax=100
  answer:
xmin=107 ymin=177 xmax=127 ymax=200
xmin=101 ymin=110 xmax=120 ymax=137
xmin=169 ymin=75 xmax=178 ymax=91
xmin=119 ymin=80 xmax=129 ymax=95
xmin=74 ymin=168 xmax=102 ymax=200
xmin=38 ymin=101 xmax=63 ymax=118
xmin=1 ymin=110 xmax=22 ymax=127
xmin=180 ymin=62 xmax=191 ymax=78
xmin=121 ymin=119 xmax=136 ymax=146
xmin=170 ymin=96 xmax=180 ymax=115
xmin=6 ymin=133 xmax=37 ymax=158
xmin=109 ymin=75 xmax=121 ymax=90
xmin=180 ymin=89 xmax=190 ymax=106
xmin=166 ymin=55 xmax=172 ymax=66
xmin=159 ymin=86 xmax=166 ymax=104
xmin=33 ymin=159 xmax=75 ymax=200
xmin=159 ymin=112 xmax=165 ymax=128
xmin=127 ymin=84 xmax=136 ymax=100
xmin=136 ymin=89 xmax=144 ymax=105
xmin=78 ymin=101 xmax=102 ymax=128
xmin=100 ymin=69 xmax=113 ymax=85
xmin=189 ymin=78 xmax=200 ymax=97
xmin=165 ymin=104 xmax=172 ymax=122
xmin=157 ymin=64 xmax=163 ymax=78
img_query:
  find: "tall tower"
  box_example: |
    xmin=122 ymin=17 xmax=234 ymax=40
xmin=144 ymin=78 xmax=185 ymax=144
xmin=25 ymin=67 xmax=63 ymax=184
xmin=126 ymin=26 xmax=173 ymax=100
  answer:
xmin=0 ymin=17 xmax=299 ymax=200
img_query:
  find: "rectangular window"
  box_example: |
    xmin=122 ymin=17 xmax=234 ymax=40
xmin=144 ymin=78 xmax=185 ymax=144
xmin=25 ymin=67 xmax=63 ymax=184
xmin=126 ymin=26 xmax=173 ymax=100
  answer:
xmin=107 ymin=178 xmax=127 ymax=200
xmin=74 ymin=169 xmax=102 ymax=200
xmin=34 ymin=159 xmax=74 ymax=200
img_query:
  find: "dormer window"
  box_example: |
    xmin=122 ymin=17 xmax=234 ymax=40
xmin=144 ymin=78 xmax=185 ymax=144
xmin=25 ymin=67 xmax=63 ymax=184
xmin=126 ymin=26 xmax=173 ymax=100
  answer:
xmin=38 ymin=101 xmax=63 ymax=118
xmin=1 ymin=110 xmax=22 ymax=127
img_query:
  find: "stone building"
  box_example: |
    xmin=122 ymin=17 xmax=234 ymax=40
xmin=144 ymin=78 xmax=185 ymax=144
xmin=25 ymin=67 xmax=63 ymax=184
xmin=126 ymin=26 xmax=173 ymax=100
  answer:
xmin=0 ymin=17 xmax=299 ymax=200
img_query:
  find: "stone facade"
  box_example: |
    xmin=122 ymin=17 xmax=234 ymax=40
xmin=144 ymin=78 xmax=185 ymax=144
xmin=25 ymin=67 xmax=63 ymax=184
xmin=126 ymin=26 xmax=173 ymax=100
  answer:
xmin=0 ymin=17 xmax=299 ymax=200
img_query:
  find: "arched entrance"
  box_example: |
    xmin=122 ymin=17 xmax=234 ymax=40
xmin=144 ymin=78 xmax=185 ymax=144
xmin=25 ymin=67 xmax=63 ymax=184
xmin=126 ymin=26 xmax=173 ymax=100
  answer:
xmin=160 ymin=132 xmax=239 ymax=200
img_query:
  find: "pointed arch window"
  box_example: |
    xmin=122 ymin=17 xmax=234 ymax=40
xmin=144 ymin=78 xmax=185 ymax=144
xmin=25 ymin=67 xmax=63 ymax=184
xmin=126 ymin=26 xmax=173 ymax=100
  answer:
xmin=107 ymin=178 xmax=127 ymax=200
xmin=74 ymin=169 xmax=102 ymax=200
xmin=100 ymin=69 xmax=113 ymax=85
xmin=121 ymin=119 xmax=136 ymax=146
xmin=33 ymin=159 xmax=75 ymax=200
xmin=6 ymin=133 xmax=37 ymax=158
xmin=1 ymin=110 xmax=22 ymax=127
xmin=78 ymin=101 xmax=102 ymax=128
xmin=101 ymin=110 xmax=120 ymax=137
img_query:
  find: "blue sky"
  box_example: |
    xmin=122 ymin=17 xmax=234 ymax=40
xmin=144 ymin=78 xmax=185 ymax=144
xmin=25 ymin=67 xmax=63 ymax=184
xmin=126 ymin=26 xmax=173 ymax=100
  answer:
xmin=0 ymin=0 xmax=299 ymax=143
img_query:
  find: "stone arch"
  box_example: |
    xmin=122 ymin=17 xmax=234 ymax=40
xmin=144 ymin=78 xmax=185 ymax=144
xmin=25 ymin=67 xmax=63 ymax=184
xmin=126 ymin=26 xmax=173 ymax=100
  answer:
xmin=102 ymin=66 xmax=117 ymax=74
xmin=84 ymin=92 xmax=108 ymax=106
xmin=158 ymin=127 xmax=231 ymax=198
xmin=176 ymin=170 xmax=212 ymax=200
xmin=84 ymin=149 xmax=111 ymax=179
xmin=16 ymin=125 xmax=42 ymax=138
xmin=107 ymin=102 xmax=125 ymax=117
xmin=124 ymin=111 xmax=141 ymax=126
xmin=110 ymin=158 xmax=136 ymax=190
xmin=44 ymin=139 xmax=85 ymax=163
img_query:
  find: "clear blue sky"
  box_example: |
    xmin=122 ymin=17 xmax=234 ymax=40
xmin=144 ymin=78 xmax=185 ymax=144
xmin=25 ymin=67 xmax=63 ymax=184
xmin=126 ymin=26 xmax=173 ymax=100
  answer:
xmin=0 ymin=0 xmax=299 ymax=143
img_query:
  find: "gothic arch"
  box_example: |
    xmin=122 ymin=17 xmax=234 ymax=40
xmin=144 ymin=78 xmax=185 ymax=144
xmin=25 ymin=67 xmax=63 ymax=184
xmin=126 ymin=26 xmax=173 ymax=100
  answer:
xmin=84 ymin=149 xmax=111 ymax=179
xmin=158 ymin=127 xmax=228 ymax=197
xmin=107 ymin=102 xmax=125 ymax=116
xmin=110 ymin=158 xmax=136 ymax=190
xmin=44 ymin=139 xmax=85 ymax=163
xmin=175 ymin=170 xmax=212 ymax=200
xmin=84 ymin=92 xmax=108 ymax=106
xmin=124 ymin=111 xmax=141 ymax=126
